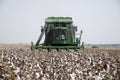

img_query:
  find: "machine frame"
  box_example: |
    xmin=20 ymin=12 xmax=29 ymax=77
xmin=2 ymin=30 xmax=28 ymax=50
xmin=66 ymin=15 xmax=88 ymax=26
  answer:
xmin=31 ymin=17 xmax=84 ymax=51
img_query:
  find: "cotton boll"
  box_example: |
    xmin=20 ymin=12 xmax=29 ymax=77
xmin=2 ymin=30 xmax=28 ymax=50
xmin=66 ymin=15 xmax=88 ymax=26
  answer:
xmin=70 ymin=72 xmax=76 ymax=80
xmin=106 ymin=64 xmax=110 ymax=73
xmin=13 ymin=67 xmax=20 ymax=75
xmin=26 ymin=74 xmax=30 ymax=79
xmin=98 ymin=59 xmax=102 ymax=64
xmin=95 ymin=75 xmax=102 ymax=80
xmin=88 ymin=57 xmax=92 ymax=64
xmin=41 ymin=74 xmax=47 ymax=80
xmin=113 ymin=70 xmax=117 ymax=76
xmin=35 ymin=72 xmax=40 ymax=79
xmin=15 ymin=75 xmax=20 ymax=80
xmin=88 ymin=71 xmax=92 ymax=78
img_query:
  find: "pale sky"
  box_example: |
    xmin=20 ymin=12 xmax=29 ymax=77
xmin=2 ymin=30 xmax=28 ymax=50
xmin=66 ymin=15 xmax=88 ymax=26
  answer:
xmin=0 ymin=0 xmax=120 ymax=44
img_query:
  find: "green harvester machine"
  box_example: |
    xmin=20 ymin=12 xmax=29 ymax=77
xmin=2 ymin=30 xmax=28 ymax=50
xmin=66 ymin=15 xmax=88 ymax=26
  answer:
xmin=31 ymin=17 xmax=84 ymax=51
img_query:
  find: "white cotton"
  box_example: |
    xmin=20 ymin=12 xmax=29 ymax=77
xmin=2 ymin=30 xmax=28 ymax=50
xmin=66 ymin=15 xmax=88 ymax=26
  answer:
xmin=74 ymin=55 xmax=78 ymax=61
xmin=76 ymin=63 xmax=80 ymax=68
xmin=14 ymin=67 xmax=20 ymax=74
xmin=0 ymin=63 xmax=2 ymax=66
xmin=40 ymin=69 xmax=43 ymax=74
xmin=79 ymin=71 xmax=83 ymax=75
xmin=11 ymin=62 xmax=15 ymax=66
xmin=112 ymin=63 xmax=116 ymax=68
xmin=93 ymin=62 xmax=96 ymax=67
xmin=70 ymin=72 xmax=76 ymax=80
xmin=88 ymin=57 xmax=92 ymax=64
xmin=15 ymin=75 xmax=20 ymax=80
xmin=7 ymin=60 xmax=11 ymax=64
xmin=36 ymin=63 xmax=40 ymax=67
xmin=75 ymin=68 xmax=80 ymax=74
xmin=99 ymin=60 xmax=102 ymax=64
xmin=35 ymin=72 xmax=40 ymax=79
xmin=60 ymin=58 xmax=64 ymax=63
xmin=106 ymin=64 xmax=110 ymax=73
xmin=41 ymin=75 xmax=47 ymax=80
xmin=26 ymin=74 xmax=30 ymax=79
xmin=95 ymin=75 xmax=102 ymax=80
xmin=88 ymin=71 xmax=92 ymax=77
xmin=21 ymin=76 xmax=26 ymax=80
xmin=100 ymin=73 xmax=105 ymax=79
xmin=113 ymin=70 xmax=117 ymax=76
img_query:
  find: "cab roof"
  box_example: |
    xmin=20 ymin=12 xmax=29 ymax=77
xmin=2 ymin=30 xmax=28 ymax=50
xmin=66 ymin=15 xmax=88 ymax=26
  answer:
xmin=45 ymin=17 xmax=73 ymax=23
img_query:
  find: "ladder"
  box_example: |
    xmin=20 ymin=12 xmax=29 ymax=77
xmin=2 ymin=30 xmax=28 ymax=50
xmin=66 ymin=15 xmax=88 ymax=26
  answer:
xmin=36 ymin=25 xmax=47 ymax=46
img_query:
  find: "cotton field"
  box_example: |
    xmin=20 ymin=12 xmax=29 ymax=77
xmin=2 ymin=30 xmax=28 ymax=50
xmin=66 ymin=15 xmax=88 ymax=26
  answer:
xmin=0 ymin=44 xmax=120 ymax=80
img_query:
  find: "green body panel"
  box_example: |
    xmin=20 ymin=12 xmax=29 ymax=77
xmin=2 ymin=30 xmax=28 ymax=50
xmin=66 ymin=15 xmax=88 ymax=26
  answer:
xmin=52 ymin=41 xmax=67 ymax=44
xmin=45 ymin=17 xmax=73 ymax=23
xmin=32 ymin=45 xmax=82 ymax=49
xmin=52 ymin=41 xmax=78 ymax=45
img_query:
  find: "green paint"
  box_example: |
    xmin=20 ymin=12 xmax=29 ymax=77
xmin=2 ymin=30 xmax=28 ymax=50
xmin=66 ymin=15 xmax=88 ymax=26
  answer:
xmin=45 ymin=17 xmax=73 ymax=23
